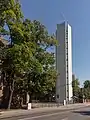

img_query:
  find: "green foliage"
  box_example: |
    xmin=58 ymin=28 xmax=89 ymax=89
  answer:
xmin=83 ymin=80 xmax=90 ymax=99
xmin=0 ymin=0 xmax=23 ymax=36
xmin=72 ymin=75 xmax=80 ymax=98
xmin=8 ymin=42 xmax=37 ymax=73
xmin=84 ymin=80 xmax=90 ymax=88
xmin=0 ymin=0 xmax=57 ymax=108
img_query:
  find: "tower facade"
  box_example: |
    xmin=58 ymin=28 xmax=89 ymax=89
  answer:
xmin=56 ymin=22 xmax=73 ymax=103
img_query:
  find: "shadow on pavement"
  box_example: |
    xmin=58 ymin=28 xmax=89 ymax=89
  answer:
xmin=73 ymin=110 xmax=90 ymax=116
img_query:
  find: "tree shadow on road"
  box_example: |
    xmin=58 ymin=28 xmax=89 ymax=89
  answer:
xmin=73 ymin=110 xmax=90 ymax=116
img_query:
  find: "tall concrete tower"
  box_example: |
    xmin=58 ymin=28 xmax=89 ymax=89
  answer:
xmin=56 ymin=22 xmax=73 ymax=103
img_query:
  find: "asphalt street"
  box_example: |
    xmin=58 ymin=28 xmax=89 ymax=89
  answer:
xmin=1 ymin=106 xmax=90 ymax=120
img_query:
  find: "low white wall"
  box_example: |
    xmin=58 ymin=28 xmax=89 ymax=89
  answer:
xmin=31 ymin=103 xmax=62 ymax=108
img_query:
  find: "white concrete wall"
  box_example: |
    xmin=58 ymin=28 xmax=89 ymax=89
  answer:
xmin=67 ymin=24 xmax=73 ymax=101
xmin=56 ymin=22 xmax=73 ymax=103
xmin=56 ymin=22 xmax=67 ymax=103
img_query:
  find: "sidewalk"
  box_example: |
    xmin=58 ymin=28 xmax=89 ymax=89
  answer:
xmin=0 ymin=103 xmax=89 ymax=119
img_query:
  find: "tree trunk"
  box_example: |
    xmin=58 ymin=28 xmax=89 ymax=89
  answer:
xmin=8 ymin=80 xmax=14 ymax=109
xmin=8 ymin=90 xmax=13 ymax=109
xmin=20 ymin=97 xmax=23 ymax=108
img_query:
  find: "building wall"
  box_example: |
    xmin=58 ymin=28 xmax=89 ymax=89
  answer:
xmin=56 ymin=22 xmax=73 ymax=103
xmin=67 ymin=24 xmax=73 ymax=101
xmin=56 ymin=22 xmax=67 ymax=103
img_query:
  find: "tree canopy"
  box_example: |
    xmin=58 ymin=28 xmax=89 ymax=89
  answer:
xmin=83 ymin=80 xmax=90 ymax=99
xmin=0 ymin=0 xmax=57 ymax=109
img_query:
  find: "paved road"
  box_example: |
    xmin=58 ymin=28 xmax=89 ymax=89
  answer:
xmin=1 ymin=106 xmax=90 ymax=120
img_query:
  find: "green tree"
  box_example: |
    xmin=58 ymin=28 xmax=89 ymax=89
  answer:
xmin=0 ymin=0 xmax=57 ymax=109
xmin=0 ymin=0 xmax=23 ymax=36
xmin=72 ymin=74 xmax=80 ymax=100
xmin=0 ymin=0 xmax=24 ymax=109
xmin=83 ymin=80 xmax=90 ymax=99
xmin=10 ymin=21 xmax=57 ymax=103
xmin=84 ymin=80 xmax=90 ymax=88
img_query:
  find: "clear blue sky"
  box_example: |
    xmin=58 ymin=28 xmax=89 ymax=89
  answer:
xmin=21 ymin=0 xmax=90 ymax=84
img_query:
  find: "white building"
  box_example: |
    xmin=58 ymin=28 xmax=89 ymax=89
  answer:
xmin=56 ymin=22 xmax=73 ymax=104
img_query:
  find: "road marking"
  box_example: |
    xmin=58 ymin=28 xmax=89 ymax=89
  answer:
xmin=19 ymin=111 xmax=69 ymax=120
